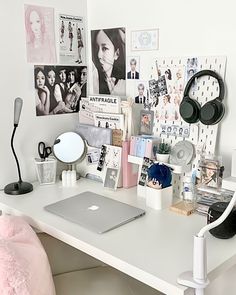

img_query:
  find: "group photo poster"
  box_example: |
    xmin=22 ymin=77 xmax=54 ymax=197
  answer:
xmin=34 ymin=65 xmax=87 ymax=116
xmin=59 ymin=14 xmax=86 ymax=65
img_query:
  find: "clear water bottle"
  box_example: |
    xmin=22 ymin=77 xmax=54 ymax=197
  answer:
xmin=182 ymin=176 xmax=195 ymax=204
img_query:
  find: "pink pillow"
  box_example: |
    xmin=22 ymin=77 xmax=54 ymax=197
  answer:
xmin=0 ymin=215 xmax=56 ymax=295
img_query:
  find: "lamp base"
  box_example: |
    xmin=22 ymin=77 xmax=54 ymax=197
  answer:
xmin=4 ymin=181 xmax=33 ymax=195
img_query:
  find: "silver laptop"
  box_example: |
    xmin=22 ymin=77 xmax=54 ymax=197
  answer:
xmin=44 ymin=191 xmax=145 ymax=233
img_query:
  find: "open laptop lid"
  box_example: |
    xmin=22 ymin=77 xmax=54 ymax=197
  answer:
xmin=44 ymin=191 xmax=145 ymax=233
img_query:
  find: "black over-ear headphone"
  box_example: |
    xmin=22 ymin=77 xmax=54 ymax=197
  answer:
xmin=179 ymin=70 xmax=225 ymax=125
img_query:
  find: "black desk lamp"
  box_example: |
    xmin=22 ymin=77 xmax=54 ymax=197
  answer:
xmin=4 ymin=98 xmax=33 ymax=195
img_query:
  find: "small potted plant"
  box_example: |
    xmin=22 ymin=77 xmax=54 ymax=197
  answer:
xmin=154 ymin=142 xmax=171 ymax=163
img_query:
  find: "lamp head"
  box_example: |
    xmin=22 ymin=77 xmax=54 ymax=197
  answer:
xmin=14 ymin=97 xmax=23 ymax=126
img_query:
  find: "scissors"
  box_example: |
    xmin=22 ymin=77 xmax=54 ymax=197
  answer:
xmin=38 ymin=141 xmax=52 ymax=160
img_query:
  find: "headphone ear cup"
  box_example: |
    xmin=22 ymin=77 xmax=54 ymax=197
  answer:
xmin=179 ymin=96 xmax=201 ymax=124
xmin=200 ymin=98 xmax=225 ymax=125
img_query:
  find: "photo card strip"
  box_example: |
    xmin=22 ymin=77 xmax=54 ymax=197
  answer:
xmin=138 ymin=157 xmax=154 ymax=186
xmin=97 ymin=145 xmax=107 ymax=171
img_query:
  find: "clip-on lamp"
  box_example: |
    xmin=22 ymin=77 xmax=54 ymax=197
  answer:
xmin=177 ymin=190 xmax=236 ymax=295
xmin=4 ymin=98 xmax=33 ymax=195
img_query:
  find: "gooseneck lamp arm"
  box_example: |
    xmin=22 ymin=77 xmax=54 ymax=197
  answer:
xmin=11 ymin=125 xmax=22 ymax=183
xmin=178 ymin=191 xmax=236 ymax=295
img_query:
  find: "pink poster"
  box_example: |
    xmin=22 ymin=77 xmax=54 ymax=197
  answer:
xmin=24 ymin=4 xmax=56 ymax=63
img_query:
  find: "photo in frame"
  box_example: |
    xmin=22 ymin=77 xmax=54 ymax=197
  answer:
xmin=139 ymin=110 xmax=154 ymax=135
xmin=104 ymin=167 xmax=119 ymax=190
xmin=131 ymin=29 xmax=159 ymax=51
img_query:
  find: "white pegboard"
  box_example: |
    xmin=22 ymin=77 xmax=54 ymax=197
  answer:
xmin=150 ymin=55 xmax=227 ymax=197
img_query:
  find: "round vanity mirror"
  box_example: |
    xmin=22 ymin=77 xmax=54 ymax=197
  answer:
xmin=53 ymin=132 xmax=86 ymax=164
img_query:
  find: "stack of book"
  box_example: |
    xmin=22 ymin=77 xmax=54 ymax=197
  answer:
xmin=196 ymin=188 xmax=233 ymax=216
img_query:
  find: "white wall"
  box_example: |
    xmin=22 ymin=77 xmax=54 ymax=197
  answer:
xmin=0 ymin=0 xmax=87 ymax=188
xmin=87 ymin=0 xmax=236 ymax=175
xmin=1 ymin=0 xmax=235 ymax=189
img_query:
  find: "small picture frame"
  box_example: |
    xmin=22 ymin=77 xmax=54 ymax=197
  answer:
xmin=139 ymin=110 xmax=154 ymax=135
xmin=199 ymin=157 xmax=223 ymax=189
xmin=104 ymin=167 xmax=119 ymax=190
xmin=131 ymin=29 xmax=159 ymax=51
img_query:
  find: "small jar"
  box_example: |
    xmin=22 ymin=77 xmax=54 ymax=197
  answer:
xmin=182 ymin=176 xmax=195 ymax=203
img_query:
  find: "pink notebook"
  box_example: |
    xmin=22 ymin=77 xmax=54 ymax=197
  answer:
xmin=122 ymin=141 xmax=138 ymax=188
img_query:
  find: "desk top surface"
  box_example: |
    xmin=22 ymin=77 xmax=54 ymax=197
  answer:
xmin=1 ymin=179 xmax=236 ymax=295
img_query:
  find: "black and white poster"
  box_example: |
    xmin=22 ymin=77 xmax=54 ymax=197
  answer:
xmin=59 ymin=14 xmax=86 ymax=65
xmin=34 ymin=65 xmax=87 ymax=116
xmin=91 ymin=27 xmax=126 ymax=96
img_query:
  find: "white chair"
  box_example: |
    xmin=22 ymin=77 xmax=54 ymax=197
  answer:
xmin=38 ymin=233 xmax=163 ymax=295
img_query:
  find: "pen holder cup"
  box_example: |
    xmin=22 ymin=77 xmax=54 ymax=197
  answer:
xmin=146 ymin=186 xmax=173 ymax=210
xmin=35 ymin=157 xmax=57 ymax=185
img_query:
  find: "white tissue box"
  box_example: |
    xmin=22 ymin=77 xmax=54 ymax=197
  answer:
xmin=146 ymin=186 xmax=173 ymax=210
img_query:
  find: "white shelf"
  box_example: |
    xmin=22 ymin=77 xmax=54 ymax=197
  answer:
xmin=128 ymin=155 xmax=143 ymax=165
xmin=128 ymin=155 xmax=189 ymax=174
xmin=222 ymin=176 xmax=236 ymax=191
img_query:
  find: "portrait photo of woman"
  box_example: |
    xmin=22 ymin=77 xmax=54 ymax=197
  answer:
xmin=91 ymin=27 xmax=126 ymax=96
xmin=24 ymin=4 xmax=56 ymax=63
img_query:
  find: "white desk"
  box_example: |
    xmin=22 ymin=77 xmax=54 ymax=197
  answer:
xmin=0 ymin=178 xmax=236 ymax=295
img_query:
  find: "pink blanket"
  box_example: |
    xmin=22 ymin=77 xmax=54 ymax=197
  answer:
xmin=0 ymin=215 xmax=55 ymax=295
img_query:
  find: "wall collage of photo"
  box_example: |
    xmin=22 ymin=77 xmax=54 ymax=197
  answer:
xmin=24 ymin=4 xmax=87 ymax=116
xmin=23 ymin=3 xmax=227 ymax=196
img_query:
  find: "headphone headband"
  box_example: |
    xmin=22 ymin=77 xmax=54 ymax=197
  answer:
xmin=183 ymin=70 xmax=225 ymax=101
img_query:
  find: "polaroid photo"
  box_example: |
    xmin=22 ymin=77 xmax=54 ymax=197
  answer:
xmin=104 ymin=167 xmax=119 ymax=190
xmin=139 ymin=110 xmax=154 ymax=135
xmin=127 ymin=56 xmax=140 ymax=80
xmin=134 ymin=80 xmax=149 ymax=105
xmin=87 ymin=149 xmax=100 ymax=165
xmin=131 ymin=29 xmax=159 ymax=51
xmin=186 ymin=57 xmax=198 ymax=81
